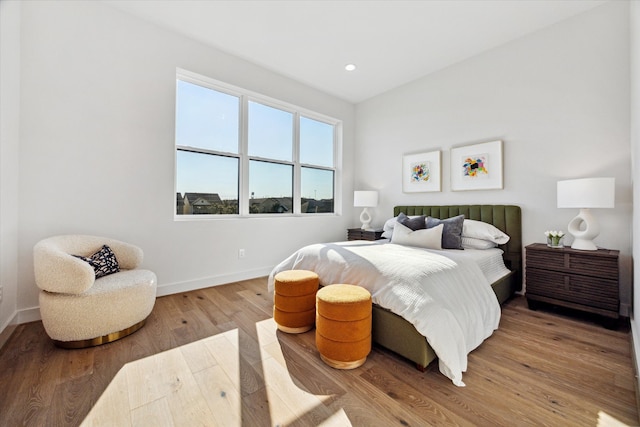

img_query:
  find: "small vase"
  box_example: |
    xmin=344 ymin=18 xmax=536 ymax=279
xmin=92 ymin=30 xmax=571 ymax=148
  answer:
xmin=547 ymin=236 xmax=564 ymax=248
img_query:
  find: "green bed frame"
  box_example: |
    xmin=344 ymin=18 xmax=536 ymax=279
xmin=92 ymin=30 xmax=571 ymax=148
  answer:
xmin=371 ymin=205 xmax=522 ymax=371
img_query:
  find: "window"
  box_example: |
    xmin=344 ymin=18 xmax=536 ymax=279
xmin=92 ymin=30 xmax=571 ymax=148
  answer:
xmin=175 ymin=70 xmax=339 ymax=217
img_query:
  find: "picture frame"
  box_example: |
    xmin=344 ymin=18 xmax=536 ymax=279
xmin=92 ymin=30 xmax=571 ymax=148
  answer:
xmin=450 ymin=140 xmax=503 ymax=191
xmin=402 ymin=150 xmax=441 ymax=193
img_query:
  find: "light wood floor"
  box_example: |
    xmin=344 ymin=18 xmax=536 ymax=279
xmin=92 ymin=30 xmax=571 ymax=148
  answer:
xmin=0 ymin=277 xmax=637 ymax=426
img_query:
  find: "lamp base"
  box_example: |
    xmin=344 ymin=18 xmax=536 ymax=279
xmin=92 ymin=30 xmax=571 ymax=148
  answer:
xmin=570 ymin=238 xmax=598 ymax=251
xmin=567 ymin=208 xmax=599 ymax=251
xmin=359 ymin=208 xmax=372 ymax=230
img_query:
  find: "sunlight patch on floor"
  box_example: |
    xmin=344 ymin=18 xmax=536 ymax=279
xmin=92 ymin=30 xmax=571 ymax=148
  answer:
xmin=597 ymin=410 xmax=631 ymax=427
xmin=256 ymin=318 xmax=351 ymax=426
xmin=80 ymin=318 xmax=349 ymax=426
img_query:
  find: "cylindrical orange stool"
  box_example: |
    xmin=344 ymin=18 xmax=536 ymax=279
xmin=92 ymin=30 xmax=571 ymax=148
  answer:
xmin=316 ymin=284 xmax=372 ymax=369
xmin=273 ymin=270 xmax=319 ymax=333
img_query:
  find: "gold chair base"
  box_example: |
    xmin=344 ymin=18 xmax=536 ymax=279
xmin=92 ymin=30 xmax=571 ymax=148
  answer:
xmin=53 ymin=319 xmax=147 ymax=349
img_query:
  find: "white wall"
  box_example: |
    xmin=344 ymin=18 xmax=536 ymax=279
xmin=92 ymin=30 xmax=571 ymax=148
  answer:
xmin=0 ymin=0 xmax=21 ymax=333
xmin=9 ymin=1 xmax=355 ymax=323
xmin=630 ymin=0 xmax=640 ymax=386
xmin=355 ymin=1 xmax=632 ymax=313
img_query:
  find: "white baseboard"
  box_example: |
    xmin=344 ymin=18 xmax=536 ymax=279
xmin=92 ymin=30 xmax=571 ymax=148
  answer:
xmin=0 ymin=312 xmax=18 ymax=349
xmin=156 ymin=267 xmax=272 ymax=297
xmin=0 ymin=306 xmax=41 ymax=348
xmin=16 ymin=306 xmax=42 ymax=323
xmin=0 ymin=311 xmax=16 ymax=333
xmin=1 ymin=268 xmax=274 ymax=333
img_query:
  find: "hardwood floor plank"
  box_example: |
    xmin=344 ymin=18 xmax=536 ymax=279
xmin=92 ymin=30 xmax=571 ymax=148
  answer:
xmin=80 ymin=368 xmax=132 ymax=427
xmin=193 ymin=364 xmax=242 ymax=427
xmin=1 ymin=278 xmax=637 ymax=426
xmin=0 ymin=324 xmax=67 ymax=426
xmin=179 ymin=338 xmax=220 ymax=374
xmin=46 ymin=374 xmax=95 ymax=427
xmin=240 ymin=386 xmax=273 ymax=427
xmin=359 ymin=365 xmax=477 ymax=427
xmin=130 ymin=397 xmax=173 ymax=427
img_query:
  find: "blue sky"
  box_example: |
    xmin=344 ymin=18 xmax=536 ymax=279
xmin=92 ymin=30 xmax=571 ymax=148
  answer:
xmin=176 ymin=80 xmax=334 ymax=200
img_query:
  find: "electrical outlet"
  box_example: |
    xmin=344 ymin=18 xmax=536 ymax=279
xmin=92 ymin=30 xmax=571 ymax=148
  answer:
xmin=238 ymin=249 xmax=245 ymax=259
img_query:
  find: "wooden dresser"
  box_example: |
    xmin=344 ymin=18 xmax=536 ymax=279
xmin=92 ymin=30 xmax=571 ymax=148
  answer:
xmin=525 ymin=243 xmax=619 ymax=326
xmin=347 ymin=228 xmax=384 ymax=241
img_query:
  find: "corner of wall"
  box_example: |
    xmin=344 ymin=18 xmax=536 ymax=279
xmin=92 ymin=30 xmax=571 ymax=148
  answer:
xmin=629 ymin=0 xmax=640 ymax=414
xmin=0 ymin=0 xmax=22 ymax=336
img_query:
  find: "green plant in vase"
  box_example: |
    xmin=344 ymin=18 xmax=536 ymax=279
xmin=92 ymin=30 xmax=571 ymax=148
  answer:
xmin=545 ymin=230 xmax=565 ymax=248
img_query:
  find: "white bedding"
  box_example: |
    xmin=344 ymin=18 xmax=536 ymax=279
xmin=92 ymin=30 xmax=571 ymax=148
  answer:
xmin=267 ymin=241 xmax=503 ymax=386
xmin=450 ymin=247 xmax=512 ymax=284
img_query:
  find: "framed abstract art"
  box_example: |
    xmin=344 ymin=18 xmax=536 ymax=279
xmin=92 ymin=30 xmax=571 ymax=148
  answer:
xmin=402 ymin=150 xmax=441 ymax=193
xmin=450 ymin=140 xmax=503 ymax=191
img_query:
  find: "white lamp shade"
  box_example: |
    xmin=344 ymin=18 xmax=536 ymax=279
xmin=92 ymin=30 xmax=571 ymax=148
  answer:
xmin=557 ymin=177 xmax=615 ymax=251
xmin=557 ymin=178 xmax=615 ymax=209
xmin=354 ymin=191 xmax=378 ymax=207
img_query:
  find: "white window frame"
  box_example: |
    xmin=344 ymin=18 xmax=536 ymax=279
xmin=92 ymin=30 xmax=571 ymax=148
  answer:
xmin=175 ymin=68 xmax=342 ymax=219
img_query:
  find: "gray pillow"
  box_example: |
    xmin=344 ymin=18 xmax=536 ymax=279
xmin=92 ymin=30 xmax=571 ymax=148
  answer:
xmin=426 ymin=215 xmax=464 ymax=249
xmin=397 ymin=212 xmax=426 ymax=231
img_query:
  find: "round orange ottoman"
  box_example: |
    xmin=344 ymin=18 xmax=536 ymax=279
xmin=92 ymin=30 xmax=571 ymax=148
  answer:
xmin=316 ymin=284 xmax=372 ymax=369
xmin=273 ymin=270 xmax=319 ymax=333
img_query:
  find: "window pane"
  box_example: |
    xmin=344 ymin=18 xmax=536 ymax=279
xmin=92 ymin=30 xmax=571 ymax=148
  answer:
xmin=176 ymin=80 xmax=239 ymax=153
xmin=301 ymin=167 xmax=334 ymax=213
xmin=249 ymin=160 xmax=292 ymax=214
xmin=248 ymin=101 xmax=293 ymax=161
xmin=300 ymin=116 xmax=334 ymax=167
xmin=176 ymin=150 xmax=238 ymax=215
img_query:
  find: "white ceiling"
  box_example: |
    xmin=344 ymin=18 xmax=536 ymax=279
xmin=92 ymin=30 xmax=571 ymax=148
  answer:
xmin=103 ymin=0 xmax=609 ymax=104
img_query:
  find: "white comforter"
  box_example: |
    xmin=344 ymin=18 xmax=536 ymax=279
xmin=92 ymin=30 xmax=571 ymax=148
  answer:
xmin=267 ymin=240 xmax=501 ymax=386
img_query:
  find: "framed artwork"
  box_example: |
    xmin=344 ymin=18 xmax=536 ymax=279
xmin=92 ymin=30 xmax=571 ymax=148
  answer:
xmin=450 ymin=140 xmax=503 ymax=191
xmin=402 ymin=150 xmax=441 ymax=193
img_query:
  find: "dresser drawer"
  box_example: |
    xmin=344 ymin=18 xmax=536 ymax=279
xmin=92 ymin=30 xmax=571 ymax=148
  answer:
xmin=526 ymin=249 xmax=618 ymax=280
xmin=526 ymin=267 xmax=618 ymax=311
xmin=347 ymin=228 xmax=383 ymax=241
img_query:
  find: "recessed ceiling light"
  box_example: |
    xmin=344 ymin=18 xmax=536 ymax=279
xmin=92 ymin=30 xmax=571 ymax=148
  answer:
xmin=345 ymin=64 xmax=357 ymax=71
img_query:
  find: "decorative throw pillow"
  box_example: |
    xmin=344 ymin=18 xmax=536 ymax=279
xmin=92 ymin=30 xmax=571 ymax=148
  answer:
xmin=462 ymin=219 xmax=510 ymax=244
xmin=74 ymin=245 xmax=120 ymax=278
xmin=426 ymin=215 xmax=465 ymax=249
xmin=397 ymin=212 xmax=426 ymax=231
xmin=382 ymin=214 xmax=422 ymax=238
xmin=391 ymin=222 xmax=443 ymax=249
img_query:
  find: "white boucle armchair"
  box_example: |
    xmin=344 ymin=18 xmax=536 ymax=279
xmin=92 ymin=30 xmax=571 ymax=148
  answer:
xmin=34 ymin=235 xmax=157 ymax=348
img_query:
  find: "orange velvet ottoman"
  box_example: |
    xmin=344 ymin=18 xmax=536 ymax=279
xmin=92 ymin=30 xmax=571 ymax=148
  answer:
xmin=316 ymin=284 xmax=372 ymax=369
xmin=273 ymin=270 xmax=319 ymax=333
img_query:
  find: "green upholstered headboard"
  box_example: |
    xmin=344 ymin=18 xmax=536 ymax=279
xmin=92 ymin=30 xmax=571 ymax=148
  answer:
xmin=393 ymin=205 xmax=522 ymax=291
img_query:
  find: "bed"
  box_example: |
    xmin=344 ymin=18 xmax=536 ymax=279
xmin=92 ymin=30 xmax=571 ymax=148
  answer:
xmin=268 ymin=204 xmax=522 ymax=386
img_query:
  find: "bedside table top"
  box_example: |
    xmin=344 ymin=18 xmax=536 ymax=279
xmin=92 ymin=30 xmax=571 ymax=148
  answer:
xmin=525 ymin=243 xmax=619 ymax=257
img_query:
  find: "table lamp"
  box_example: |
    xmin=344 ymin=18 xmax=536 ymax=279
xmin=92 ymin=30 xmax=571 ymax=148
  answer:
xmin=557 ymin=177 xmax=615 ymax=251
xmin=354 ymin=190 xmax=378 ymax=230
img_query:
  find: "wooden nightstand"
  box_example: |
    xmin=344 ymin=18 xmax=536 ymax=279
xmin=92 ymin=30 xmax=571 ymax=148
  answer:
xmin=525 ymin=243 xmax=619 ymax=327
xmin=347 ymin=228 xmax=384 ymax=241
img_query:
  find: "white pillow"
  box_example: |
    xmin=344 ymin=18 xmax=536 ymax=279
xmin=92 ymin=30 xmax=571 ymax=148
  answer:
xmin=461 ymin=236 xmax=498 ymax=250
xmin=462 ymin=219 xmax=510 ymax=244
xmin=381 ymin=217 xmax=397 ymax=238
xmin=391 ymin=222 xmax=443 ymax=249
